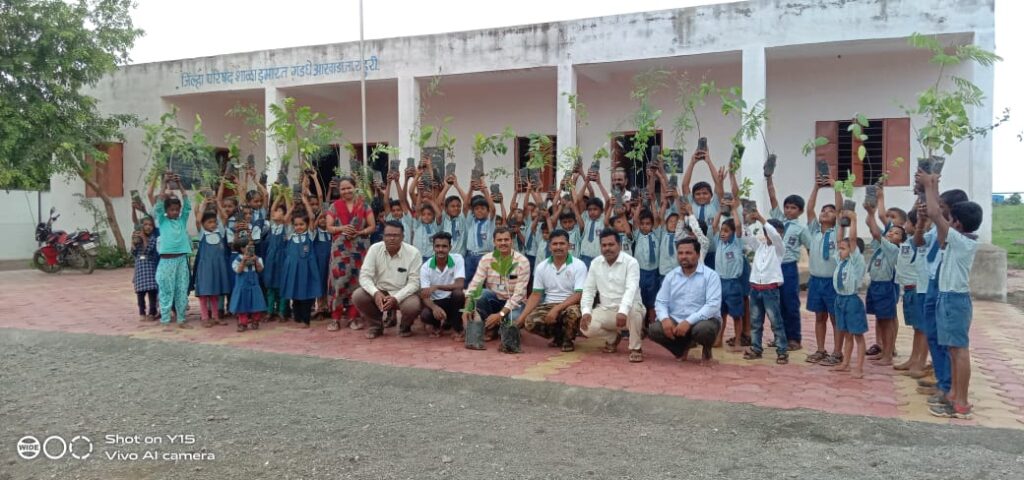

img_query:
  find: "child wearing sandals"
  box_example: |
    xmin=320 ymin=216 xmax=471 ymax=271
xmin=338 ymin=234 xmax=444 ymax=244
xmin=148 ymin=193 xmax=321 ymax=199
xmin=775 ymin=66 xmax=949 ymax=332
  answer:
xmin=230 ymin=241 xmax=266 ymax=331
xmin=131 ymin=217 xmax=159 ymax=322
xmin=832 ymin=210 xmax=868 ymax=378
xmin=742 ymin=210 xmax=788 ymax=364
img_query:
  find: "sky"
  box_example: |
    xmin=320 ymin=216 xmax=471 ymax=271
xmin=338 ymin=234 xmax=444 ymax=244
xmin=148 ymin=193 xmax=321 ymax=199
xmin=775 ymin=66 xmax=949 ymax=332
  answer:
xmin=127 ymin=0 xmax=1023 ymax=192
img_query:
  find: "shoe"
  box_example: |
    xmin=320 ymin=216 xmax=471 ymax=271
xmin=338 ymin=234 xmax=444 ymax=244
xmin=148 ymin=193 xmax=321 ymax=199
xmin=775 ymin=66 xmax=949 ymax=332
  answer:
xmin=805 ymin=351 xmax=828 ymax=363
xmin=928 ymin=403 xmax=953 ymax=418
xmin=384 ymin=311 xmax=397 ymax=328
xmin=917 ymin=378 xmax=938 ymax=388
xmin=787 ymin=341 xmax=802 ymax=352
xmin=743 ymin=350 xmax=763 ymax=360
xmin=951 ymin=404 xmax=974 ymax=420
xmin=926 ymin=393 xmax=949 ymax=407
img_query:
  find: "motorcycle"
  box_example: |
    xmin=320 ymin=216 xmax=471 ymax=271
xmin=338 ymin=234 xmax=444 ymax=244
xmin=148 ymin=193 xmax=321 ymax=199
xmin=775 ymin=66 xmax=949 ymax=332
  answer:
xmin=33 ymin=207 xmax=98 ymax=274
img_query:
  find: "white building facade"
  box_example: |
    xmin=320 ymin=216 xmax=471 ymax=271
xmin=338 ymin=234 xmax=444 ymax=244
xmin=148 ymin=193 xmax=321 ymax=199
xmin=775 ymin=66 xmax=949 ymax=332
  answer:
xmin=29 ymin=0 xmax=996 ymax=262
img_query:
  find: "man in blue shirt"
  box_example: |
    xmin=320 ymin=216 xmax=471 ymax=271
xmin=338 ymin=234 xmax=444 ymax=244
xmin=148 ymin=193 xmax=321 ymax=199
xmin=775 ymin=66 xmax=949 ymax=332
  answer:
xmin=649 ymin=237 xmax=723 ymax=366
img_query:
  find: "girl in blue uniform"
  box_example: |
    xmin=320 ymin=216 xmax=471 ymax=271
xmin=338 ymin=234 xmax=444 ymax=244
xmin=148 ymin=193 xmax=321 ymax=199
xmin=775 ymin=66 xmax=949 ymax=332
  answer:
xmin=230 ymin=241 xmax=267 ymax=332
xmin=194 ymin=200 xmax=233 ymax=327
xmin=280 ymin=191 xmax=323 ymax=328
xmin=313 ymin=212 xmax=333 ymax=319
xmin=262 ymin=196 xmax=289 ymax=322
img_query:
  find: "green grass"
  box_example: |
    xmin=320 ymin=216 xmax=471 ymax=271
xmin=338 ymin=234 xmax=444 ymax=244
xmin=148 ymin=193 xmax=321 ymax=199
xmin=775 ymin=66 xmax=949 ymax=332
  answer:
xmin=992 ymin=204 xmax=1024 ymax=269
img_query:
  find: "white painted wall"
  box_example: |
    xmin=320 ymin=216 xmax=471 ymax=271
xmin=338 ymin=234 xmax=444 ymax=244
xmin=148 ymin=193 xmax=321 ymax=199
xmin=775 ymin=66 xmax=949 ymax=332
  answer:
xmin=767 ymin=48 xmax=972 ymax=222
xmin=0 ymin=190 xmax=52 ymax=260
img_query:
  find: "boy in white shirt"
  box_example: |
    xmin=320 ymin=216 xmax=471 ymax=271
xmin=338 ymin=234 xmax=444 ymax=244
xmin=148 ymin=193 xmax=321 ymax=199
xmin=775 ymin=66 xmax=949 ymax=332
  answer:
xmin=742 ymin=210 xmax=789 ymax=364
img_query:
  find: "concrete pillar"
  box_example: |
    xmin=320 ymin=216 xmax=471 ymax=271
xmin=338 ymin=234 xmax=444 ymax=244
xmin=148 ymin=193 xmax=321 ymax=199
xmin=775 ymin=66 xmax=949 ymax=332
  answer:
xmin=264 ymin=86 xmax=283 ymax=183
xmin=741 ymin=46 xmax=768 ymax=209
xmin=556 ymin=63 xmax=577 ymax=187
xmin=970 ymin=30 xmax=995 ymax=243
xmin=397 ymin=76 xmax=421 ymax=165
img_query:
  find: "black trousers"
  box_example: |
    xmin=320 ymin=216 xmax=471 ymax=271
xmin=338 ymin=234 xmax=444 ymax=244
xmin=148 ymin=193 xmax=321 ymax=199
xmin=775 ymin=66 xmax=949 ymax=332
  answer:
xmin=420 ymin=292 xmax=466 ymax=333
xmin=136 ymin=289 xmax=157 ymax=316
xmin=292 ymin=299 xmax=315 ymax=325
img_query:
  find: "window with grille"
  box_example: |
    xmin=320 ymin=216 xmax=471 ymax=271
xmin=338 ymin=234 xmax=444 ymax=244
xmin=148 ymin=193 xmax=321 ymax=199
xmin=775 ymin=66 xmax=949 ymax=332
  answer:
xmin=813 ymin=118 xmax=910 ymax=186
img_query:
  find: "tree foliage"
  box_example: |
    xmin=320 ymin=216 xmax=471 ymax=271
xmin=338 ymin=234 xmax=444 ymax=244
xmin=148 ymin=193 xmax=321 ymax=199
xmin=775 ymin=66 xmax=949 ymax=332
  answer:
xmin=0 ymin=0 xmax=143 ymax=190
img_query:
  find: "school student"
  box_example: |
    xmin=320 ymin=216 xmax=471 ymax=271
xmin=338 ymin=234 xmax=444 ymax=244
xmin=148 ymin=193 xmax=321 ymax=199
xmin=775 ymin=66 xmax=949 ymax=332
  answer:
xmin=921 ymin=174 xmax=983 ymax=419
xmin=894 ymin=207 xmax=929 ymax=376
xmin=711 ymin=207 xmax=746 ymax=353
xmin=804 ymin=174 xmax=844 ymax=366
xmin=153 ymin=175 xmax=193 ymax=330
xmin=864 ymin=202 xmax=903 ymax=366
xmin=767 ymin=173 xmax=810 ymax=351
xmin=832 ymin=210 xmax=868 ymax=379
xmin=632 ymin=208 xmax=661 ymax=324
xmin=741 ymin=210 xmax=788 ymax=364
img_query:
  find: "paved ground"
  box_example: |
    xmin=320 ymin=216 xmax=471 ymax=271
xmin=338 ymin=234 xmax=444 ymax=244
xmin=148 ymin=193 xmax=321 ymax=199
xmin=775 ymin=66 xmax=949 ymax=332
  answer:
xmin=3 ymin=328 xmax=1024 ymax=480
xmin=3 ymin=269 xmax=1024 ymax=429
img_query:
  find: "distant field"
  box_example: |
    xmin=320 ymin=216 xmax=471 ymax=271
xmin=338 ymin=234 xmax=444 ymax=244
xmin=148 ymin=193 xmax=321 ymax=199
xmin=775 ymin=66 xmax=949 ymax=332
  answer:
xmin=992 ymin=204 xmax=1024 ymax=269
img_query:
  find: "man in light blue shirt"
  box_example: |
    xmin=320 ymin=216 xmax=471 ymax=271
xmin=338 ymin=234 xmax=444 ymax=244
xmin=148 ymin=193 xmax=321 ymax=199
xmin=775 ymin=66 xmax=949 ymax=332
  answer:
xmin=649 ymin=237 xmax=723 ymax=366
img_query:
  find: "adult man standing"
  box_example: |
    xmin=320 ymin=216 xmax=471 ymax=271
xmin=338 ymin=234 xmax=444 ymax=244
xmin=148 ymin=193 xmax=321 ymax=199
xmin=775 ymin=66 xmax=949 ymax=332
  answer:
xmin=353 ymin=221 xmax=422 ymax=339
xmin=649 ymin=237 xmax=723 ymax=366
xmin=517 ymin=230 xmax=588 ymax=352
xmin=419 ymin=232 xmax=466 ymax=340
xmin=463 ymin=227 xmax=531 ymax=352
xmin=580 ymin=229 xmax=646 ymax=363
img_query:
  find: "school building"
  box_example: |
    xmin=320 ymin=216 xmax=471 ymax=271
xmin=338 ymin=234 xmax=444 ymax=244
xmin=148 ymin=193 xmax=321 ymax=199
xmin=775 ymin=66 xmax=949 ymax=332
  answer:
xmin=8 ymin=0 xmax=1005 ymax=297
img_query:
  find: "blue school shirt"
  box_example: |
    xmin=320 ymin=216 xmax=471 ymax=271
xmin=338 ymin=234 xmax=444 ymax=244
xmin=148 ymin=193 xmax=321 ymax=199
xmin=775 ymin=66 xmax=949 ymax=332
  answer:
xmin=833 ymin=249 xmax=866 ymax=296
xmin=411 ymin=218 xmax=437 ymax=258
xmin=938 ymin=229 xmax=977 ymax=294
xmin=464 ymin=214 xmax=495 ymax=254
xmin=633 ymin=229 xmax=660 ymax=271
xmin=807 ymin=219 xmax=838 ymax=278
xmin=868 ymin=239 xmax=898 ymax=282
xmin=566 ymin=225 xmax=582 ymax=255
xmin=153 ymin=197 xmax=192 ymax=255
xmin=579 ymin=214 xmax=605 ymax=258
xmin=441 ymin=214 xmax=467 ymax=256
xmin=770 ymin=207 xmax=811 ymax=264
xmin=688 ymin=194 xmax=720 ymax=251
xmin=657 ymin=226 xmax=679 ymax=276
xmin=895 ymin=239 xmax=919 ymax=288
xmin=916 ymin=227 xmax=942 ymax=295
xmin=713 ymin=234 xmax=745 ymax=280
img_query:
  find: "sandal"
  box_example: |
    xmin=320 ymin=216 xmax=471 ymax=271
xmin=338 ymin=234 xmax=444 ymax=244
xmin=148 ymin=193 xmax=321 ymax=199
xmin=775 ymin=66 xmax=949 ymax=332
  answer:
xmin=743 ymin=350 xmax=762 ymax=360
xmin=398 ymin=328 xmax=412 ymax=338
xmin=365 ymin=331 xmax=381 ymax=339
xmin=547 ymin=339 xmax=562 ymax=348
xmin=561 ymin=341 xmax=575 ymax=352
xmin=628 ymin=349 xmax=644 ymax=363
xmin=725 ymin=336 xmax=736 ymax=347
xmin=349 ymin=319 xmax=364 ymax=330
xmin=740 ymin=335 xmax=752 ymax=347
xmin=327 ymin=321 xmax=340 ymax=332
xmin=866 ymin=344 xmax=882 ymax=356
xmin=452 ymin=332 xmax=465 ymax=342
xmin=819 ymin=354 xmax=841 ymax=367
xmin=236 ymin=324 xmax=247 ymax=332
xmin=251 ymin=321 xmax=260 ymax=330
xmin=776 ymin=354 xmax=789 ymax=365
xmin=805 ymin=350 xmax=828 ymax=363
xmin=602 ymin=335 xmax=621 ymax=354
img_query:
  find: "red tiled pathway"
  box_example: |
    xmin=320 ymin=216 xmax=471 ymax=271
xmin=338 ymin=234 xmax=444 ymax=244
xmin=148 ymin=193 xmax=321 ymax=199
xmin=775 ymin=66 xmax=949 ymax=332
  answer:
xmin=3 ymin=269 xmax=1022 ymax=429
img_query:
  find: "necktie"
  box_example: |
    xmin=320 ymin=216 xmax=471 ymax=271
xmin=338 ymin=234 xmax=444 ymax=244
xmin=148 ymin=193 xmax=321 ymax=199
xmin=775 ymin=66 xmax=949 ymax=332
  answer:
xmin=837 ymin=259 xmax=848 ymax=290
xmin=588 ymin=219 xmax=596 ymax=243
xmin=526 ymin=230 xmax=534 ymax=251
xmin=450 ymin=218 xmax=459 ymax=244
xmin=910 ymin=243 xmax=917 ymax=264
xmin=926 ymin=239 xmax=939 ymax=264
xmin=648 ymin=234 xmax=655 ymax=263
xmin=783 ymin=220 xmax=793 ymax=237
xmin=426 ymin=222 xmax=434 ymax=236
xmin=476 ymin=219 xmax=485 ymax=249
xmin=699 ymin=204 xmax=706 ymax=223
xmin=870 ymin=248 xmax=882 ymax=273
xmin=666 ymin=233 xmax=675 ymax=255
xmin=822 ymin=229 xmax=832 ymax=260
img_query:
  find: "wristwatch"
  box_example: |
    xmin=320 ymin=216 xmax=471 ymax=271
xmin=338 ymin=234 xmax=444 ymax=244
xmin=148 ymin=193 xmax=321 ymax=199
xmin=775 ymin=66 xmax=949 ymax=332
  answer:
xmin=499 ymin=309 xmax=507 ymax=318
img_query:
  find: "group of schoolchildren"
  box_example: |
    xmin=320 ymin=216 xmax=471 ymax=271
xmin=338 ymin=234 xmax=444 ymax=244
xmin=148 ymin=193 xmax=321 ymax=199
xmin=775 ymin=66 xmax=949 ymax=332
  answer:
xmin=131 ymin=168 xmax=329 ymax=333
xmin=131 ymin=151 xmax=983 ymax=419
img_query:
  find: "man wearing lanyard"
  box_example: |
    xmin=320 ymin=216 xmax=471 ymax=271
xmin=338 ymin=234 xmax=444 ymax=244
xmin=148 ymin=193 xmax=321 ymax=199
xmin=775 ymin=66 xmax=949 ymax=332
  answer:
xmin=463 ymin=227 xmax=531 ymax=351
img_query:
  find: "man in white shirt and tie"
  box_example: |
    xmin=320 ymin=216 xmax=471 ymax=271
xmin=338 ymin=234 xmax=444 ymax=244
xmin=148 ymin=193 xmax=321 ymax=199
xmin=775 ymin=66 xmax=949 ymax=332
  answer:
xmin=580 ymin=229 xmax=646 ymax=363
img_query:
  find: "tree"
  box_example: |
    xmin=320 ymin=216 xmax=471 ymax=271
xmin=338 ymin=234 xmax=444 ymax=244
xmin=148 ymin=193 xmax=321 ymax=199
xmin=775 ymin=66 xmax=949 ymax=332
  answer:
xmin=0 ymin=0 xmax=144 ymax=251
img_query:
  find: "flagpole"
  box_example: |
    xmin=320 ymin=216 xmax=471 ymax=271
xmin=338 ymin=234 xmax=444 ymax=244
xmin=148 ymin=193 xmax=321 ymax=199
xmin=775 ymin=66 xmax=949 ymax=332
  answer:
xmin=359 ymin=0 xmax=368 ymax=169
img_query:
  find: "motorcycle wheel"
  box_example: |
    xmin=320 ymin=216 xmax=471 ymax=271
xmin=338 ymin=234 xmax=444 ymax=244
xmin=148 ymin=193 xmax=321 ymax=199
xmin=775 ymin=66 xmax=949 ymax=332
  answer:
xmin=68 ymin=246 xmax=96 ymax=274
xmin=32 ymin=251 xmax=62 ymax=274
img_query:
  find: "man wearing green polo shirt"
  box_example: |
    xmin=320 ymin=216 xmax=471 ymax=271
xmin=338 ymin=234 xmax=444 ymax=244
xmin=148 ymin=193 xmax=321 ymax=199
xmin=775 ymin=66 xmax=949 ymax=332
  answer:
xmin=516 ymin=229 xmax=588 ymax=352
